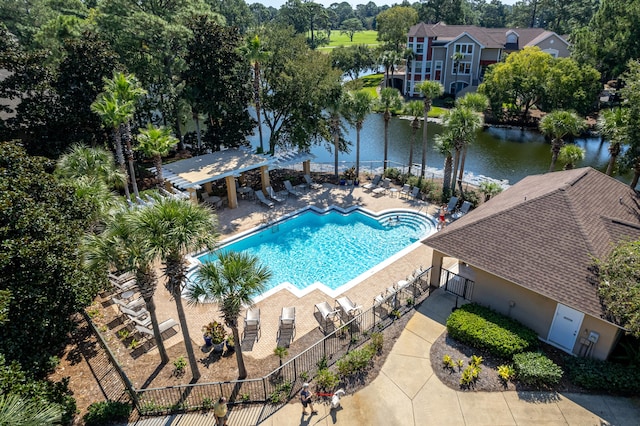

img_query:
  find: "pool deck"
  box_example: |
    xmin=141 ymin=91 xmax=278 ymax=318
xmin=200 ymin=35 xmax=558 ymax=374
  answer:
xmin=148 ymin=181 xmax=440 ymax=360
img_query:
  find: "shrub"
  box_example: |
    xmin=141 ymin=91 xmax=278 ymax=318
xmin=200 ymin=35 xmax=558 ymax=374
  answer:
xmin=383 ymin=167 xmax=400 ymax=180
xmin=461 ymin=190 xmax=480 ymax=208
xmin=172 ymin=356 xmax=187 ymax=377
xmin=84 ymin=401 xmax=131 ymax=425
xmin=370 ymin=332 xmax=384 ymax=353
xmin=442 ymin=354 xmax=455 ymax=370
xmin=315 ymin=368 xmax=339 ymax=390
xmin=497 ymin=364 xmax=516 ymax=382
xmin=336 ymin=346 xmax=374 ymax=377
xmin=460 ymin=364 xmax=481 ymax=386
xmin=564 ymin=357 xmax=640 ymax=395
xmin=268 ymin=380 xmax=292 ymax=404
xmin=446 ymin=303 xmax=539 ymax=358
xmin=513 ymin=352 xmax=563 ymax=387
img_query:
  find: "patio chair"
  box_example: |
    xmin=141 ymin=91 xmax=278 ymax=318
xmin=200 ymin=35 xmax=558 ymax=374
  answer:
xmin=445 ymin=196 xmax=459 ymax=214
xmin=284 ymin=180 xmax=303 ymax=197
xmin=110 ymin=277 xmax=137 ymax=294
xmin=266 ymin=186 xmax=285 ymax=203
xmin=400 ymin=183 xmax=411 ymax=198
xmin=304 ymin=174 xmax=323 ymax=190
xmin=135 ymin=318 xmax=179 ymax=337
xmin=314 ymin=301 xmax=340 ymax=333
xmin=335 ymin=296 xmax=362 ymax=320
xmin=243 ymin=307 xmax=261 ymax=341
xmin=119 ymin=305 xmax=149 ymax=320
xmin=410 ymin=186 xmax=420 ymax=199
xmin=372 ymin=178 xmax=390 ymax=196
xmin=452 ymin=200 xmax=472 ymax=219
xmin=278 ymin=306 xmax=296 ymax=343
xmin=362 ymin=175 xmax=382 ymax=191
xmin=112 ymin=296 xmax=146 ymax=312
xmin=255 ymin=190 xmax=275 ymax=208
xmin=128 ymin=313 xmax=152 ymax=328
xmin=109 ymin=271 xmax=135 ymax=284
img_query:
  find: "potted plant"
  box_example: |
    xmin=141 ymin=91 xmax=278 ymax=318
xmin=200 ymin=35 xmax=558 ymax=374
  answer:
xmin=202 ymin=321 xmax=227 ymax=352
xmin=225 ymin=334 xmax=235 ymax=352
xmin=343 ymin=166 xmax=357 ymax=186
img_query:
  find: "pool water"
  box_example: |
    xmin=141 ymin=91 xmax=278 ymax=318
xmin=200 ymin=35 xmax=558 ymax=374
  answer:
xmin=196 ymin=207 xmax=435 ymax=292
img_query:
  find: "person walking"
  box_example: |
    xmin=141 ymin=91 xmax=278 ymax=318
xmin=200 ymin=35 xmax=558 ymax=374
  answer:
xmin=300 ymin=383 xmax=317 ymax=416
xmin=213 ymin=396 xmax=228 ymax=426
xmin=437 ymin=204 xmax=447 ymax=230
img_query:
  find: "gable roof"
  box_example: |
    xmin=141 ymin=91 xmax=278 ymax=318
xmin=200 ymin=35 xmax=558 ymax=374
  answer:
xmin=425 ymin=167 xmax=640 ymax=319
xmin=408 ymin=22 xmax=567 ymax=50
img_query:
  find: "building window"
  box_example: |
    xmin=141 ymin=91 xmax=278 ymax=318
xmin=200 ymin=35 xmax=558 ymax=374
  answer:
xmin=414 ymin=62 xmax=422 ymax=73
xmin=435 ymin=61 xmax=442 ymax=71
xmin=453 ymin=62 xmax=472 ymax=75
xmin=416 ymin=44 xmax=424 ymax=54
xmin=425 ymin=61 xmax=432 ymax=74
xmin=454 ymin=43 xmax=474 ymax=56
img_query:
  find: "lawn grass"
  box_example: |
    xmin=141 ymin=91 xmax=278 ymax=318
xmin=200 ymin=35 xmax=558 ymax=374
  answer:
xmin=318 ymin=30 xmax=379 ymax=51
xmin=344 ymin=73 xmax=384 ymax=98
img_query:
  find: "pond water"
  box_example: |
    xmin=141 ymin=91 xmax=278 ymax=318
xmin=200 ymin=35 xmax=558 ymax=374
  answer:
xmin=247 ymin=112 xmax=628 ymax=186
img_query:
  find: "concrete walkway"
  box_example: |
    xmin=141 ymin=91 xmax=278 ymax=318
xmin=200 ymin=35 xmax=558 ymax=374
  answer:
xmin=132 ymin=290 xmax=640 ymax=425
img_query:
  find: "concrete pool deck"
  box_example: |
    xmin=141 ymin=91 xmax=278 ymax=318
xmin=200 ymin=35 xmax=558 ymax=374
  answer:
xmin=147 ymin=181 xmax=440 ymax=359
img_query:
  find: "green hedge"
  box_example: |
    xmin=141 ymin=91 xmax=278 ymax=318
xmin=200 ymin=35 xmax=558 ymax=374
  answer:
xmin=446 ymin=303 xmax=539 ymax=359
xmin=513 ymin=352 xmax=563 ymax=387
xmin=83 ymin=401 xmax=131 ymax=425
xmin=565 ymin=357 xmax=640 ymax=395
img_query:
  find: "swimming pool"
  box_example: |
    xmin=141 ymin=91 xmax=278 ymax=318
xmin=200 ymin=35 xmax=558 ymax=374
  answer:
xmin=193 ymin=206 xmax=436 ymax=297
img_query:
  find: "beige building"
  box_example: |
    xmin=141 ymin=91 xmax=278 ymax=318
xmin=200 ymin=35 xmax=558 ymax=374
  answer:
xmin=424 ymin=168 xmax=640 ymax=360
xmin=405 ymin=22 xmax=570 ymax=97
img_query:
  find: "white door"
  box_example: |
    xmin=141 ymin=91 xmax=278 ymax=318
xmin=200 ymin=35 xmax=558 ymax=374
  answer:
xmin=547 ymin=304 xmax=584 ymax=351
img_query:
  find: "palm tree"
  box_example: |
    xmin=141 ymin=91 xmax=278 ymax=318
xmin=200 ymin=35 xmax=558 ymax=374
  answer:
xmin=102 ymin=72 xmax=147 ymax=199
xmin=245 ymin=34 xmax=269 ymax=153
xmin=134 ymin=197 xmax=219 ymax=380
xmin=442 ymin=106 xmax=483 ymax=192
xmin=91 ymin=92 xmax=133 ymax=200
xmin=415 ymin=81 xmax=444 ymax=180
xmin=186 ymin=251 xmax=272 ymax=380
xmin=454 ymin=93 xmax=488 ymax=192
xmin=379 ymin=50 xmax=400 ymax=89
xmin=346 ymin=90 xmax=374 ymax=179
xmin=86 ymin=208 xmax=170 ymax=364
xmin=434 ymin=130 xmax=455 ymax=196
xmin=0 ymin=393 xmax=62 ymax=425
xmin=598 ymin=108 xmax=628 ymax=176
xmin=55 ymin=144 xmax=126 ymax=190
xmin=403 ymin=100 xmax=423 ymax=176
xmin=136 ymin=123 xmax=178 ymax=187
xmin=327 ymin=90 xmax=348 ymax=179
xmin=378 ymin=88 xmax=403 ymax=172
xmin=539 ymin=110 xmax=585 ymax=172
xmin=451 ymin=51 xmax=465 ymax=97
xmin=558 ymin=145 xmax=585 ymax=170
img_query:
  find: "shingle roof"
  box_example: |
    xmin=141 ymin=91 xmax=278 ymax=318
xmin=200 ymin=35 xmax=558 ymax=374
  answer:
xmin=408 ymin=22 xmax=567 ymax=49
xmin=424 ymin=167 xmax=640 ymax=319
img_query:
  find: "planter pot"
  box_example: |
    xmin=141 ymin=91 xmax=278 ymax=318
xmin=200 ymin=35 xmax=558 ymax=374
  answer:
xmin=346 ymin=180 xmax=353 ymax=186
xmin=354 ymin=180 xmax=359 ymax=186
xmin=339 ymin=179 xmax=346 ymax=186
xmin=226 ymin=341 xmax=235 ymax=352
xmin=203 ymin=335 xmax=213 ymax=347
xmin=212 ymin=341 xmax=225 ymax=353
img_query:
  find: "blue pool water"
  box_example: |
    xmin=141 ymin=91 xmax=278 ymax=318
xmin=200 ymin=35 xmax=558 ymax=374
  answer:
xmin=196 ymin=208 xmax=435 ymax=292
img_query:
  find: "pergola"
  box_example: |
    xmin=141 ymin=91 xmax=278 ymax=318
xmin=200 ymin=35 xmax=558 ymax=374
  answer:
xmin=159 ymin=149 xmax=314 ymax=209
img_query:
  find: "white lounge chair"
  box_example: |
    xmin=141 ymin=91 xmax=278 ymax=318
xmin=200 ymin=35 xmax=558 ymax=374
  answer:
xmin=109 ymin=271 xmax=135 ymax=284
xmin=279 ymin=306 xmax=296 ymax=342
xmin=243 ymin=307 xmax=261 ymax=341
xmin=284 ymin=180 xmax=303 ymax=197
xmin=119 ymin=305 xmax=149 ymax=320
xmin=112 ymin=296 xmax=145 ymax=312
xmin=314 ymin=301 xmax=340 ymax=333
xmin=304 ymin=174 xmax=323 ymax=190
xmin=372 ymin=178 xmax=390 ymax=196
xmin=255 ymin=190 xmax=275 ymax=208
xmin=129 ymin=314 xmax=152 ymax=328
xmin=266 ymin=186 xmax=285 ymax=203
xmin=335 ymin=296 xmax=362 ymax=320
xmin=362 ymin=175 xmax=381 ymax=191
xmin=135 ymin=318 xmax=179 ymax=337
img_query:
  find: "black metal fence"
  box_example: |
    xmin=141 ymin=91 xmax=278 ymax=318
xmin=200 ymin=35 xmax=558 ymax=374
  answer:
xmin=89 ymin=268 xmax=434 ymax=424
xmin=439 ymin=267 xmax=474 ymax=300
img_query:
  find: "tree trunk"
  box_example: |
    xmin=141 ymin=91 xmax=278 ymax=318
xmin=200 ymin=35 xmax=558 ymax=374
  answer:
xmin=451 ymin=146 xmax=461 ymax=193
xmin=549 ymin=138 xmax=562 ymax=172
xmin=457 ymin=144 xmax=468 ymax=195
xmin=254 ymin=62 xmax=264 ymax=153
xmin=333 ymin=118 xmax=340 ymax=178
xmin=112 ymin=126 xmax=131 ymax=201
xmin=153 ymin=155 xmax=164 ymax=187
xmin=421 ymin=100 xmax=431 ymax=180
xmin=122 ymin=122 xmax=139 ymax=199
xmin=409 ymin=118 xmax=419 ymax=175
xmin=443 ymin=155 xmax=453 ymax=194
xmin=631 ymin=157 xmax=640 ymax=190
xmin=356 ymin=123 xmax=362 ymax=178
xmin=166 ymin=257 xmax=201 ymax=381
xmin=194 ymin=114 xmax=202 ymax=151
xmin=383 ymin=110 xmax=391 ymax=172
xmin=232 ymin=326 xmax=247 ymax=379
xmin=606 ymin=142 xmax=620 ymax=176
xmin=137 ymin=270 xmax=168 ymax=364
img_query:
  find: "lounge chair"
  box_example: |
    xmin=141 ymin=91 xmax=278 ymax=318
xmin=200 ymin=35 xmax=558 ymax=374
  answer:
xmin=304 ymin=174 xmax=323 ymax=190
xmin=243 ymin=307 xmax=261 ymax=341
xmin=410 ymin=186 xmax=420 ymax=199
xmin=372 ymin=178 xmax=390 ymax=196
xmin=135 ymin=318 xmax=179 ymax=337
xmin=284 ymin=180 xmax=303 ymax=197
xmin=110 ymin=277 xmax=137 ymax=294
xmin=314 ymin=301 xmax=340 ymax=333
xmin=400 ymin=184 xmax=411 ymax=198
xmin=109 ymin=271 xmax=135 ymax=284
xmin=266 ymin=186 xmax=285 ymax=203
xmin=362 ymin=175 xmax=381 ymax=191
xmin=278 ymin=306 xmax=296 ymax=342
xmin=445 ymin=196 xmax=459 ymax=214
xmin=119 ymin=305 xmax=149 ymax=320
xmin=452 ymin=200 xmax=472 ymax=219
xmin=335 ymin=296 xmax=362 ymax=320
xmin=255 ymin=190 xmax=275 ymax=208
xmin=112 ymin=296 xmax=146 ymax=312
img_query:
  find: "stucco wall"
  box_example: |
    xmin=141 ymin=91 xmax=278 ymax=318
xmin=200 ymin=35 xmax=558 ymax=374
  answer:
xmin=534 ymin=35 xmax=570 ymax=58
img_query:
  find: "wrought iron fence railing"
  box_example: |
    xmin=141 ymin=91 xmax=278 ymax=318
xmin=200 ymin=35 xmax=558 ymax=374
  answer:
xmin=88 ymin=268 xmax=434 ymax=424
xmin=439 ymin=267 xmax=474 ymax=300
